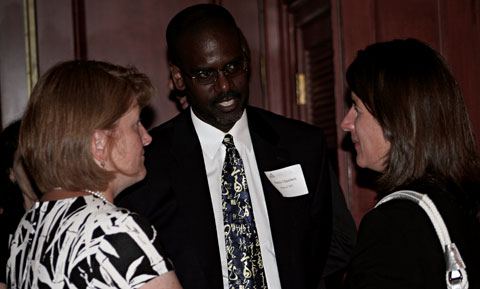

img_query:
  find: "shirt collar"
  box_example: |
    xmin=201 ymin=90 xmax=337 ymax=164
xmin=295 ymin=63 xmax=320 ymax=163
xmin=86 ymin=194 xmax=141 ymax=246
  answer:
xmin=191 ymin=108 xmax=252 ymax=160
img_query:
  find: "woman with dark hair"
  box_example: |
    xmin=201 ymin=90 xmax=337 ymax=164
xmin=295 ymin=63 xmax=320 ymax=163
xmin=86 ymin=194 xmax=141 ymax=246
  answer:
xmin=341 ymin=38 xmax=480 ymax=288
xmin=7 ymin=60 xmax=182 ymax=288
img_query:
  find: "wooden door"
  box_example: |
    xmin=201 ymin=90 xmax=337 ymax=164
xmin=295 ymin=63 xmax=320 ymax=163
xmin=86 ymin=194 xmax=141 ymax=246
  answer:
xmin=260 ymin=0 xmax=339 ymax=171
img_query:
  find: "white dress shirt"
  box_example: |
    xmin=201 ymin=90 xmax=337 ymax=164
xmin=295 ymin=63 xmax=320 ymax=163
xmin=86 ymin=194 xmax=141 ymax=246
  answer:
xmin=191 ymin=108 xmax=282 ymax=289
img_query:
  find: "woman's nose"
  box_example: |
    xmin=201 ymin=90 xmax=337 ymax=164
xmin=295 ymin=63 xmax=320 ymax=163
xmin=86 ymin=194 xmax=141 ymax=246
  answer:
xmin=341 ymin=107 xmax=355 ymax=132
xmin=140 ymin=125 xmax=152 ymax=146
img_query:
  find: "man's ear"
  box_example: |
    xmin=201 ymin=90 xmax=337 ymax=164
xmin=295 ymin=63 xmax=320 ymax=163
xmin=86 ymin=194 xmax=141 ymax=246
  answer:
xmin=91 ymin=130 xmax=108 ymax=166
xmin=169 ymin=62 xmax=186 ymax=91
xmin=9 ymin=168 xmax=16 ymax=184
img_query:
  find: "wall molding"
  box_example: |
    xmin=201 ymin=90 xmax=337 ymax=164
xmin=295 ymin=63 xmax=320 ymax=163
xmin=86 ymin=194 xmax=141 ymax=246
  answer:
xmin=23 ymin=0 xmax=38 ymax=96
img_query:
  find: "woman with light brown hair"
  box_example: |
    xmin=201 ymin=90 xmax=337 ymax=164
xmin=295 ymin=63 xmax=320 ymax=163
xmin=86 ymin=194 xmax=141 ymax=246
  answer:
xmin=341 ymin=38 xmax=480 ymax=288
xmin=7 ymin=60 xmax=182 ymax=289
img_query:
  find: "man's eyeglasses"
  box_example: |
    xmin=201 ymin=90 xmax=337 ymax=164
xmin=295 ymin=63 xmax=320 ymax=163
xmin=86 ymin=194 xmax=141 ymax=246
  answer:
xmin=181 ymin=58 xmax=248 ymax=85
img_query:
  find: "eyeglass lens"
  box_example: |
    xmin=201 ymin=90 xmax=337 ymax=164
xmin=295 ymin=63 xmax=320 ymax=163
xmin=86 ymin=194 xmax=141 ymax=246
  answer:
xmin=194 ymin=60 xmax=246 ymax=85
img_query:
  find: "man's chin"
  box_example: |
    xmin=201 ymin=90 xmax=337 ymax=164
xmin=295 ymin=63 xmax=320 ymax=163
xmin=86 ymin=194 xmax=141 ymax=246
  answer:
xmin=217 ymin=109 xmax=244 ymax=125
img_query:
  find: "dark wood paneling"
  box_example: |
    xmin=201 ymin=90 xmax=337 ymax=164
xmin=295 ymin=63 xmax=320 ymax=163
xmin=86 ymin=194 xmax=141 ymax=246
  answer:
xmin=442 ymin=0 xmax=480 ymax=146
xmin=307 ymin=41 xmax=338 ymax=171
xmin=263 ymin=0 xmax=291 ymax=116
xmin=375 ymin=0 xmax=440 ymax=45
xmin=339 ymin=0 xmax=376 ymax=70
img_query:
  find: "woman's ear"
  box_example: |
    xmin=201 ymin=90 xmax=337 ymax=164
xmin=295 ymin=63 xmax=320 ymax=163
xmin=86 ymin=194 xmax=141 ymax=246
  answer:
xmin=91 ymin=130 xmax=107 ymax=167
xmin=169 ymin=62 xmax=186 ymax=91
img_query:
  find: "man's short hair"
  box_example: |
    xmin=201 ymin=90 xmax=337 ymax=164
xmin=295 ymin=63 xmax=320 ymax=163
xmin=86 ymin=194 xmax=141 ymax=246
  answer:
xmin=166 ymin=4 xmax=239 ymax=66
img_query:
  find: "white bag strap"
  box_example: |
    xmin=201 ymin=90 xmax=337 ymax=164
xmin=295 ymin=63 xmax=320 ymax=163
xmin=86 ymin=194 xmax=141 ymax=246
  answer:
xmin=376 ymin=190 xmax=469 ymax=289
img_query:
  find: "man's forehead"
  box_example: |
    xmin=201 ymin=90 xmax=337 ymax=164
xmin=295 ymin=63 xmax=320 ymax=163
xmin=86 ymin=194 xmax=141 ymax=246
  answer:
xmin=179 ymin=24 xmax=239 ymax=47
xmin=178 ymin=29 xmax=242 ymax=68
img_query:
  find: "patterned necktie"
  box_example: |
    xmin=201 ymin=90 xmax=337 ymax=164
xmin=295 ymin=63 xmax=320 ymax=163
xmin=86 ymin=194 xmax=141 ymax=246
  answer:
xmin=221 ymin=134 xmax=268 ymax=289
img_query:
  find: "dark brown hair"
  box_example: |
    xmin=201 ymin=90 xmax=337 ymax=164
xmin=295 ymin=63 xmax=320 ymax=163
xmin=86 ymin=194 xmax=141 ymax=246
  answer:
xmin=19 ymin=60 xmax=153 ymax=193
xmin=346 ymin=38 xmax=479 ymax=196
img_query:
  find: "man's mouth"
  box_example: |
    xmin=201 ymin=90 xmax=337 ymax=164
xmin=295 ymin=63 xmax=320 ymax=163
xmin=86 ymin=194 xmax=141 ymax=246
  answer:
xmin=218 ymin=99 xmax=235 ymax=107
xmin=215 ymin=91 xmax=242 ymax=111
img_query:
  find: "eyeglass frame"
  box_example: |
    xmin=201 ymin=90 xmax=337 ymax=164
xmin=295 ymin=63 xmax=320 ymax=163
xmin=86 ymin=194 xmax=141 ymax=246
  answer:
xmin=178 ymin=56 xmax=249 ymax=86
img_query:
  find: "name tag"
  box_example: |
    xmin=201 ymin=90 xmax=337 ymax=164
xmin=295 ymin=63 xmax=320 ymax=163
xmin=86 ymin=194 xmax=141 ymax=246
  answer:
xmin=265 ymin=164 xmax=309 ymax=197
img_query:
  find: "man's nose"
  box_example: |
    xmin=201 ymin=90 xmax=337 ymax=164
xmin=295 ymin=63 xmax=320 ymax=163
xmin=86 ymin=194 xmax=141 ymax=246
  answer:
xmin=215 ymin=71 xmax=231 ymax=92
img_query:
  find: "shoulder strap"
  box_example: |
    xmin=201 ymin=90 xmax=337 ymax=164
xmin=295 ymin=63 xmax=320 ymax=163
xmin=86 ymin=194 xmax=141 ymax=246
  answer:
xmin=376 ymin=190 xmax=469 ymax=289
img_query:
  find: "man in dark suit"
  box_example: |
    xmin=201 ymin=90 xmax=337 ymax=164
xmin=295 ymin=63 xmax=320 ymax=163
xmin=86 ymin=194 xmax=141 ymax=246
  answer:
xmin=116 ymin=4 xmax=356 ymax=289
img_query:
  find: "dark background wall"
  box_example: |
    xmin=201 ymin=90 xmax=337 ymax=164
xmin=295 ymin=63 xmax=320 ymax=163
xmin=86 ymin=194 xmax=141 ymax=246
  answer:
xmin=1 ymin=0 xmax=479 ymax=225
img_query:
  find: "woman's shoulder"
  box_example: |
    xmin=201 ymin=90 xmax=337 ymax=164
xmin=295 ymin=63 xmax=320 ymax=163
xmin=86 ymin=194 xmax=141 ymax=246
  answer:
xmin=356 ymin=197 xmax=444 ymax=269
xmin=358 ymin=185 xmax=480 ymax=288
xmin=85 ymin=198 xmax=156 ymax=237
xmin=368 ymin=184 xmax=479 ymax=243
xmin=67 ymin=198 xmax=173 ymax=287
xmin=348 ymin=198 xmax=445 ymax=288
xmin=360 ymin=197 xmax=438 ymax=243
xmin=76 ymin=198 xmax=173 ymax=268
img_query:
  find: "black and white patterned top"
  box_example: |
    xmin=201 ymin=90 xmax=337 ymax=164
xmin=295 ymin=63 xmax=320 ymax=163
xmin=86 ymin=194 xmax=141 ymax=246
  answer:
xmin=7 ymin=195 xmax=173 ymax=289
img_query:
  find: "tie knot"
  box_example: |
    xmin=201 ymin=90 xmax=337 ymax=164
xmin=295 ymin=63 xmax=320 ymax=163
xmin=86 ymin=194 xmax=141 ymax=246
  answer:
xmin=223 ymin=134 xmax=235 ymax=147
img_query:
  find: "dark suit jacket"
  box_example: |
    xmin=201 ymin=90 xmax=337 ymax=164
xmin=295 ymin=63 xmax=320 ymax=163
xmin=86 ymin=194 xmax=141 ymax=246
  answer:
xmin=116 ymin=106 xmax=356 ymax=289
xmin=344 ymin=182 xmax=480 ymax=289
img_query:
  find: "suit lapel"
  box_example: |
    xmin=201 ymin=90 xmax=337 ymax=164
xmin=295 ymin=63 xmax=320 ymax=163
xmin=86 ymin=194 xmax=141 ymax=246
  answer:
xmin=170 ymin=111 xmax=223 ymax=287
xmin=247 ymin=107 xmax=311 ymax=287
xmin=247 ymin=108 xmax=298 ymax=254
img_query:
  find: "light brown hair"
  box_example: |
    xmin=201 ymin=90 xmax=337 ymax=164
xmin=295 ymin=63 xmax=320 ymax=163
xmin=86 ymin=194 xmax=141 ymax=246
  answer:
xmin=19 ymin=60 xmax=153 ymax=193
